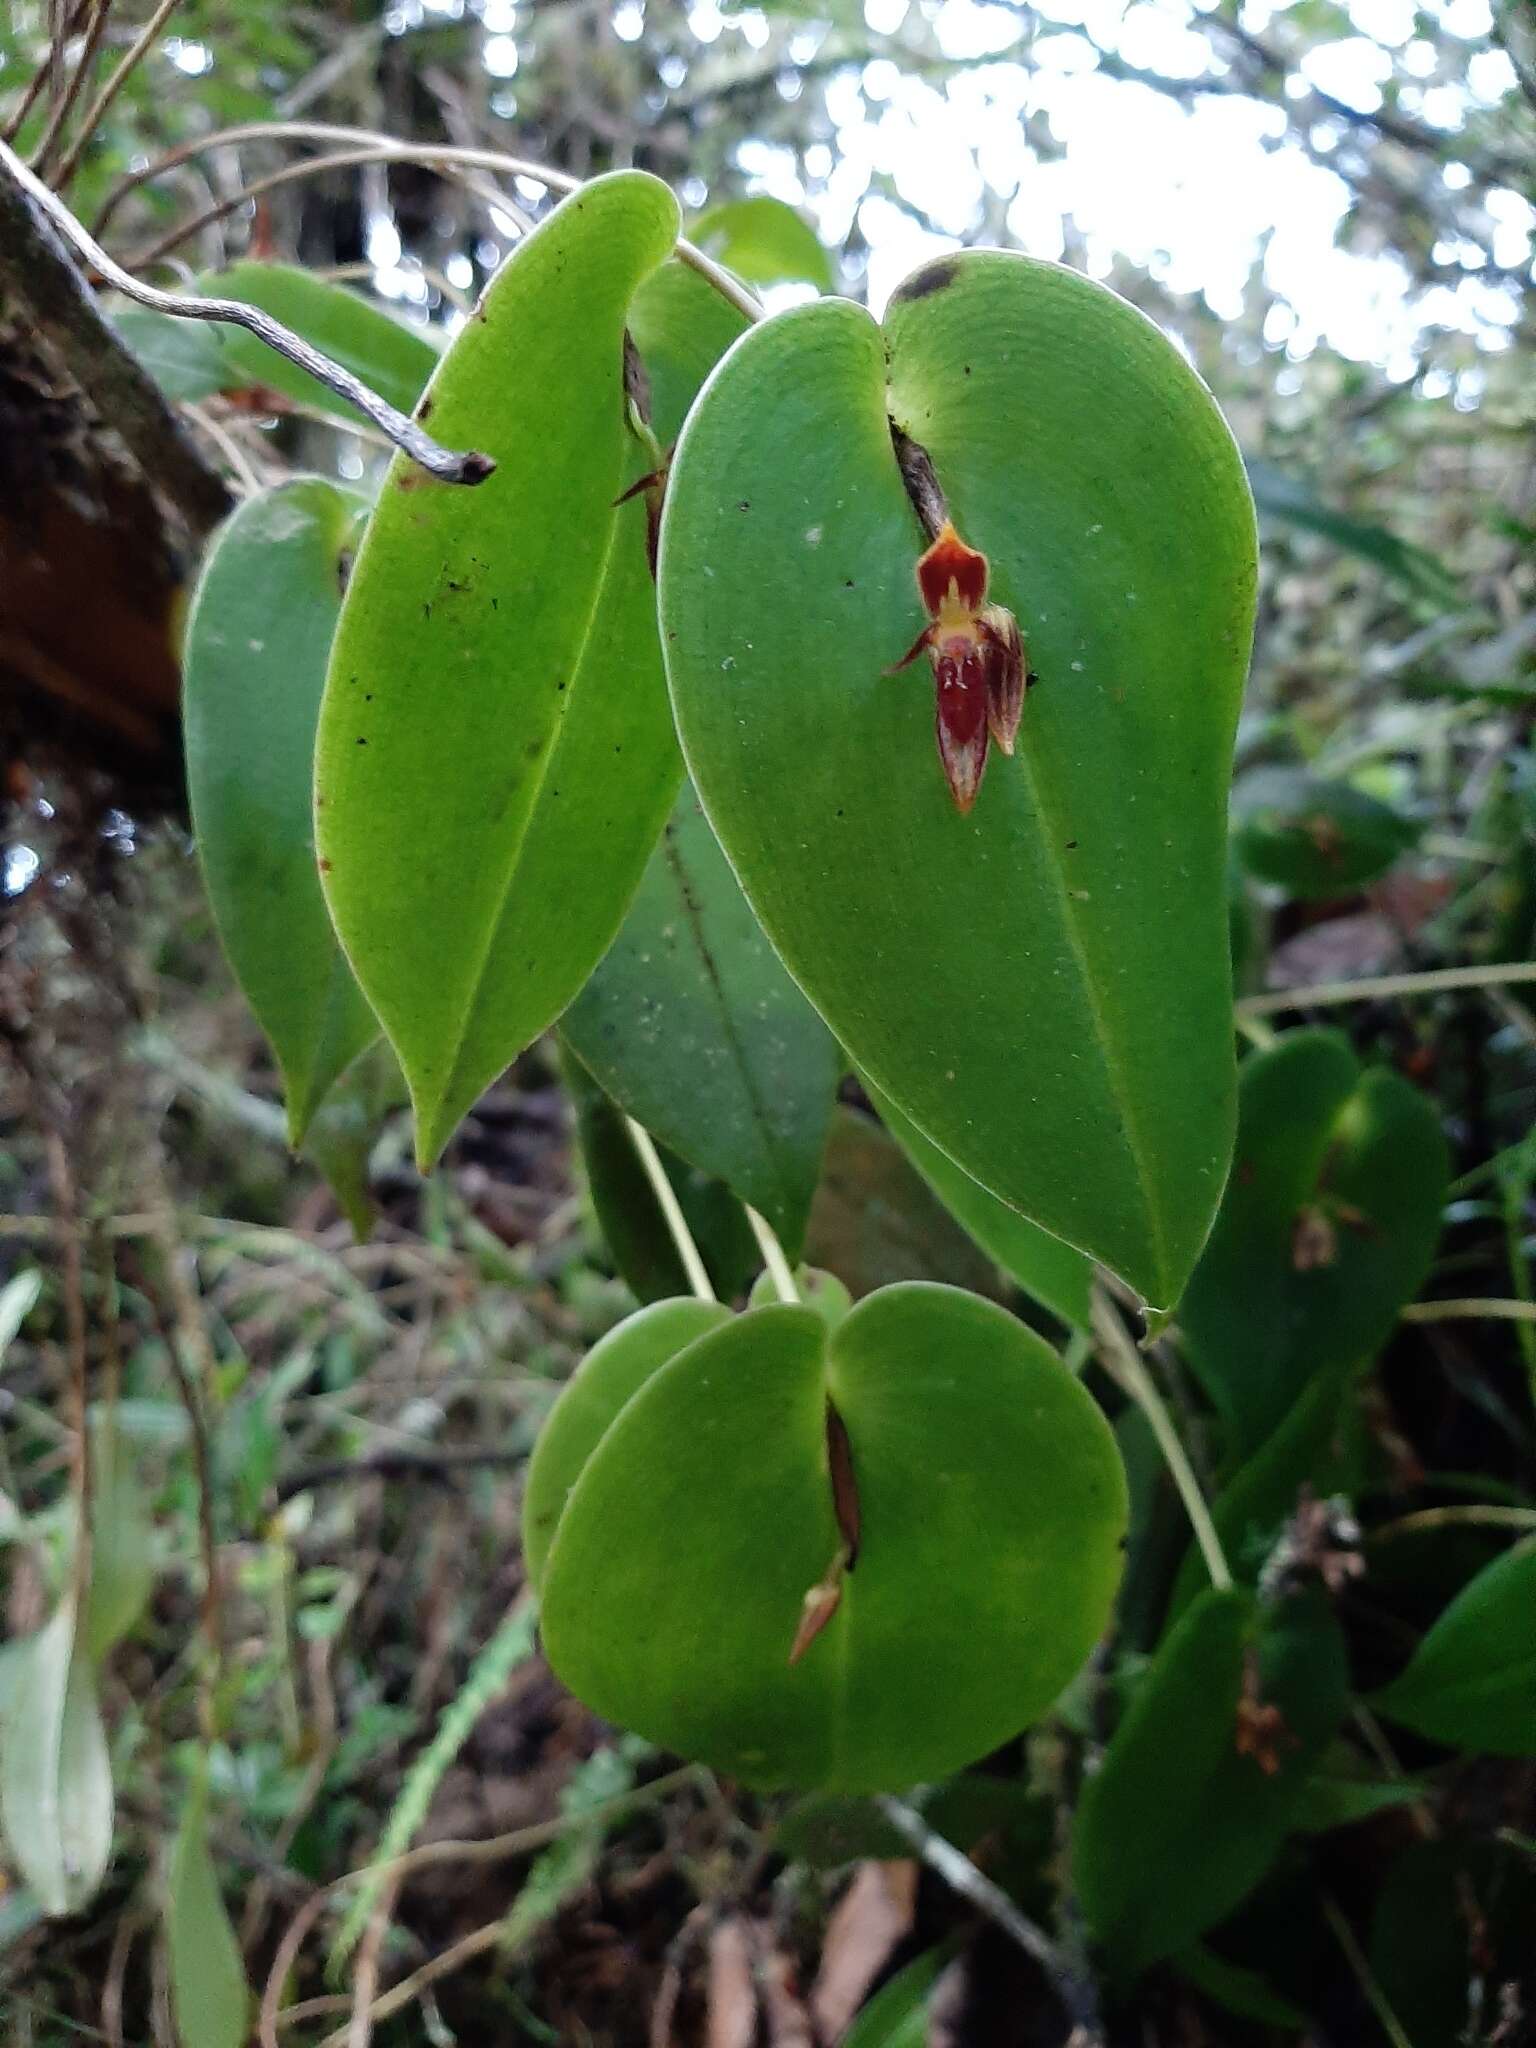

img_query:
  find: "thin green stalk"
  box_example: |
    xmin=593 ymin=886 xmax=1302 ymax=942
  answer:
xmin=1091 ymin=1290 xmax=1231 ymax=1593
xmin=624 ymin=1116 xmax=715 ymax=1303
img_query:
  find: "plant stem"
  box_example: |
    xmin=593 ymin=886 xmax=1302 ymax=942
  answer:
xmin=90 ymin=116 xmax=765 ymax=326
xmin=624 ymin=1117 xmax=716 ymax=1302
xmin=1400 ymin=1296 xmax=1536 ymax=1325
xmin=1321 ymin=1894 xmax=1415 ymax=2048
xmin=746 ymin=1206 xmax=799 ymax=1304
xmin=0 ymin=136 xmax=492 ymax=485
xmin=877 ymin=1798 xmax=1103 ymax=2043
xmin=1237 ymin=959 xmax=1536 ymax=1018
xmin=48 ymin=0 xmax=182 ymax=191
xmin=1091 ymin=1290 xmax=1231 ymax=1593
xmin=1368 ymin=1504 xmax=1536 ymax=1544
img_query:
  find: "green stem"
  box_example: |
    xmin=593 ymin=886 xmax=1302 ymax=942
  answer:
xmin=1091 ymin=1291 xmax=1231 ymax=1593
xmin=746 ymin=1206 xmax=800 ymax=1305
xmin=624 ymin=1116 xmax=716 ymax=1303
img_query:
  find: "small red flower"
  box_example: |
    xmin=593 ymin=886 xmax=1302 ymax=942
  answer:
xmin=890 ymin=522 xmax=1031 ymax=814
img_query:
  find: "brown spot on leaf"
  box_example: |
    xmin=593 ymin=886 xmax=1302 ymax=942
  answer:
xmin=892 ymin=258 xmax=959 ymax=302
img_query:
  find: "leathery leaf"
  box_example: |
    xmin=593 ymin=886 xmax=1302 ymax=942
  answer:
xmin=660 ymin=253 xmax=1257 ymax=1307
xmin=317 ymin=172 xmax=683 ymax=1162
xmin=539 ymin=1282 xmax=1127 ymax=1791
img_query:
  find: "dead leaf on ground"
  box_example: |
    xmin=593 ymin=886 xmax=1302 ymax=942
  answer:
xmin=810 ymin=1859 xmax=918 ymax=2041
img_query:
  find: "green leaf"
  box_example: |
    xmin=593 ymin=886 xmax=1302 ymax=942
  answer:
xmin=661 ymin=254 xmax=1256 ymax=1308
xmin=806 ymin=1106 xmax=1009 ymax=1301
xmin=1074 ymin=1587 xmax=1348 ymax=1983
xmin=84 ymin=1417 xmax=155 ymax=1661
xmin=0 ymin=1269 xmax=41 ymax=1366
xmin=691 ymin=195 xmax=834 ymax=292
xmin=1179 ymin=1030 xmax=1448 ymax=1459
xmin=541 ymin=1283 xmax=1127 ymax=1791
xmin=563 ymin=781 xmax=841 ymax=1253
xmin=1167 ymin=1366 xmax=1371 ymax=1619
xmin=627 ymin=258 xmax=751 ymax=447
xmin=1245 ymin=457 xmax=1460 ymax=604
xmin=302 ymin=1040 xmax=404 ymax=1239
xmin=317 ymin=172 xmax=684 ymax=1163
xmin=0 ymin=1601 xmax=114 ymax=1917
xmin=562 ymin=1046 xmax=762 ymax=1301
xmin=1291 ymin=1770 xmax=1426 ymax=1833
xmin=167 ymin=1773 xmax=248 ymax=2048
xmin=1373 ymin=1537 xmax=1536 ymax=1755
xmin=184 ymin=478 xmax=377 ymax=1145
xmin=197 ymin=261 xmax=440 ymax=420
xmin=1231 ymin=768 xmax=1417 ymax=899
xmin=1172 ymin=1942 xmax=1307 ymax=2028
xmin=112 ymin=308 xmax=233 ymax=399
xmin=1369 ymin=1839 xmax=1536 ymax=2048
xmin=862 ymin=1075 xmax=1091 ymax=1329
xmin=842 ymin=1947 xmax=951 ymax=2048
xmin=523 ymin=1295 xmax=734 ymax=1589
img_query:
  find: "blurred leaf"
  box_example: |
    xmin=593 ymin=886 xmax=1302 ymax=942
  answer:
xmin=84 ymin=1417 xmax=155 ymax=1661
xmin=1374 ymin=1537 xmax=1536 ymax=1755
xmin=196 ymin=261 xmax=440 ymax=419
xmin=1173 ymin=1942 xmax=1307 ymax=2027
xmin=0 ymin=1600 xmax=114 ymax=1917
xmin=112 ymin=308 xmax=233 ymax=400
xmin=1291 ymin=1772 xmax=1426 ymax=1833
xmin=563 ymin=781 xmax=841 ymax=1254
xmin=1245 ymin=457 xmax=1460 ymax=603
xmin=302 ymin=1041 xmax=405 ymax=1239
xmin=1232 ymin=768 xmax=1417 ymax=900
xmin=1167 ymin=1367 xmax=1371 ymax=1619
xmin=1369 ymin=1839 xmax=1536 ymax=2048
xmin=184 ymin=477 xmax=378 ymax=1145
xmin=842 ymin=1947 xmax=950 ymax=2048
xmin=0 ymin=1269 xmax=41 ymax=1367
xmin=1180 ymin=1030 xmax=1448 ymax=1460
xmin=1074 ymin=1587 xmax=1348 ymax=1984
xmin=691 ymin=195 xmax=833 ymax=292
xmin=167 ymin=1772 xmax=248 ymax=2048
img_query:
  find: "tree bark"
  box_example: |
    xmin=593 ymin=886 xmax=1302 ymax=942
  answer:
xmin=0 ymin=161 xmax=230 ymax=785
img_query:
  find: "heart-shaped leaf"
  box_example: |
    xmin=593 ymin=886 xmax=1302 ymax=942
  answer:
xmin=862 ymin=1076 xmax=1092 ymax=1329
xmin=523 ymin=1295 xmax=734 ymax=1588
xmin=1074 ymin=1586 xmax=1347 ymax=1983
xmin=184 ymin=479 xmax=377 ymax=1145
xmin=1232 ymin=768 xmax=1417 ymax=899
xmin=1179 ymin=1029 xmax=1448 ymax=1460
xmin=661 ymin=253 xmax=1257 ymax=1307
xmin=317 ymin=173 xmax=684 ymax=1161
xmin=1373 ymin=1536 xmax=1536 ymax=1755
xmin=539 ymin=1282 xmax=1127 ymax=1790
xmin=563 ymin=781 xmax=841 ymax=1253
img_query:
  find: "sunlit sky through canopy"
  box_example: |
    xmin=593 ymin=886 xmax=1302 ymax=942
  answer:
xmin=340 ymin=0 xmax=1535 ymax=383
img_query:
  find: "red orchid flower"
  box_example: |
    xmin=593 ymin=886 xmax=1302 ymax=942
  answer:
xmin=890 ymin=521 xmax=1031 ymax=814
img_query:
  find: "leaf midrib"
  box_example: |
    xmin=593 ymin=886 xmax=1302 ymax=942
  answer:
xmin=430 ymin=456 xmax=630 ymax=1139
